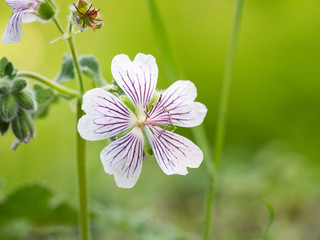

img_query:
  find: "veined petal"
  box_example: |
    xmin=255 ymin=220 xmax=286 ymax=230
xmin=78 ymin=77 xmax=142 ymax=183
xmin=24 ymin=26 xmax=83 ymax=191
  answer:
xmin=22 ymin=12 xmax=39 ymax=23
xmin=149 ymin=80 xmax=207 ymax=127
xmin=1 ymin=11 xmax=24 ymax=44
xmin=100 ymin=127 xmax=144 ymax=188
xmin=78 ymin=88 xmax=132 ymax=141
xmin=111 ymin=53 xmax=158 ymax=107
xmin=5 ymin=0 xmax=38 ymax=10
xmin=146 ymin=126 xmax=203 ymax=175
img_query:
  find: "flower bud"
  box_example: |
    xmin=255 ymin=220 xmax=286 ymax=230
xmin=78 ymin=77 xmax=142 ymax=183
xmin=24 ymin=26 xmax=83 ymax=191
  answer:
xmin=0 ymin=94 xmax=18 ymax=122
xmin=37 ymin=0 xmax=56 ymax=21
xmin=12 ymin=111 xmax=28 ymax=141
xmin=0 ymin=78 xmax=12 ymax=95
xmin=21 ymin=111 xmax=35 ymax=143
xmin=0 ymin=118 xmax=10 ymax=135
xmin=15 ymin=90 xmax=37 ymax=111
xmin=12 ymin=78 xmax=27 ymax=93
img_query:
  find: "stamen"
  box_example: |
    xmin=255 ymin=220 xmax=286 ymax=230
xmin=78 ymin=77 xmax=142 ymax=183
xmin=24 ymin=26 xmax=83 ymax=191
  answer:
xmin=85 ymin=4 xmax=93 ymax=15
xmin=158 ymin=107 xmax=176 ymax=138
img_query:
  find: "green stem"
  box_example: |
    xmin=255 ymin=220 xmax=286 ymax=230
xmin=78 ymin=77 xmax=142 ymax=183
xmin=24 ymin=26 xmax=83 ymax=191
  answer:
xmin=17 ymin=71 xmax=79 ymax=98
xmin=203 ymin=0 xmax=244 ymax=239
xmin=65 ymin=22 xmax=90 ymax=240
xmin=53 ymin=17 xmax=65 ymax=35
xmin=76 ymin=99 xmax=89 ymax=240
xmin=145 ymin=0 xmax=212 ymax=167
xmin=145 ymin=0 xmax=181 ymax=82
xmin=67 ymin=22 xmax=85 ymax=95
xmin=52 ymin=16 xmax=90 ymax=240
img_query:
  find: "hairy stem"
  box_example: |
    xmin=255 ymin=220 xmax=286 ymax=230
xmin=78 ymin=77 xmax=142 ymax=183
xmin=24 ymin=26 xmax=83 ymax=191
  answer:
xmin=203 ymin=0 xmax=244 ymax=239
xmin=53 ymin=17 xmax=65 ymax=35
xmin=17 ymin=71 xmax=79 ymax=98
xmin=76 ymin=99 xmax=89 ymax=240
xmin=52 ymin=15 xmax=90 ymax=240
xmin=66 ymin=23 xmax=90 ymax=240
xmin=67 ymin=23 xmax=85 ymax=95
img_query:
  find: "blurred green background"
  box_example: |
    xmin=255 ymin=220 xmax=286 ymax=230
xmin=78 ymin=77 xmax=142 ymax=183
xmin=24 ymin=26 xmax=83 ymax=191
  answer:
xmin=0 ymin=0 xmax=319 ymax=239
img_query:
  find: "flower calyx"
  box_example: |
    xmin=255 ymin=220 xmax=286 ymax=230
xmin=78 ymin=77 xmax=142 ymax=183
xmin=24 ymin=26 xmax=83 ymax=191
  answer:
xmin=72 ymin=0 xmax=103 ymax=32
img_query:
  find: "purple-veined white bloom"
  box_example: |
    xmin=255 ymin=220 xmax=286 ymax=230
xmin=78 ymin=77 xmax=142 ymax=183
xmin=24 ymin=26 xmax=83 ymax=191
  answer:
xmin=78 ymin=53 xmax=207 ymax=188
xmin=2 ymin=0 xmax=41 ymax=44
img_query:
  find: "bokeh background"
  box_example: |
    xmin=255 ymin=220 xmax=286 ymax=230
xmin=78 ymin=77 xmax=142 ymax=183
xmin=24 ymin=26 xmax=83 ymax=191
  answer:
xmin=0 ymin=0 xmax=319 ymax=239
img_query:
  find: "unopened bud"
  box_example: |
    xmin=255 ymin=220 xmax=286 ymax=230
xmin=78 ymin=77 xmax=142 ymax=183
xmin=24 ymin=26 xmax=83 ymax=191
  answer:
xmin=0 ymin=94 xmax=18 ymax=121
xmin=38 ymin=0 xmax=56 ymax=21
xmin=21 ymin=111 xmax=35 ymax=143
xmin=12 ymin=78 xmax=27 ymax=93
xmin=12 ymin=111 xmax=28 ymax=141
xmin=0 ymin=78 xmax=12 ymax=95
xmin=15 ymin=90 xmax=37 ymax=111
xmin=0 ymin=118 xmax=10 ymax=135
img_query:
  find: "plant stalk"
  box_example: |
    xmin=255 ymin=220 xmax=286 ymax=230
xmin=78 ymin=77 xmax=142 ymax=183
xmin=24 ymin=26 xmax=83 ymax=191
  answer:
xmin=66 ymin=22 xmax=90 ymax=240
xmin=145 ymin=0 xmax=212 ymax=169
xmin=17 ymin=71 xmax=79 ymax=98
xmin=52 ymin=16 xmax=90 ymax=240
xmin=203 ymin=0 xmax=244 ymax=239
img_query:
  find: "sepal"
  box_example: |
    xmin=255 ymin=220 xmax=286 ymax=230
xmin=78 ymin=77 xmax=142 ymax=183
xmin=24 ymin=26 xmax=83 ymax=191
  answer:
xmin=37 ymin=0 xmax=56 ymax=21
xmin=120 ymin=95 xmax=136 ymax=116
xmin=72 ymin=0 xmax=103 ymax=31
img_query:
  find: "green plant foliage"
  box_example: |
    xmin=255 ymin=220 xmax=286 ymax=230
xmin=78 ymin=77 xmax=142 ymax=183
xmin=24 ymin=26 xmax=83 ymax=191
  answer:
xmin=33 ymin=84 xmax=58 ymax=119
xmin=79 ymin=55 xmax=107 ymax=87
xmin=0 ymin=184 xmax=78 ymax=239
xmin=55 ymin=55 xmax=75 ymax=84
xmin=55 ymin=54 xmax=107 ymax=87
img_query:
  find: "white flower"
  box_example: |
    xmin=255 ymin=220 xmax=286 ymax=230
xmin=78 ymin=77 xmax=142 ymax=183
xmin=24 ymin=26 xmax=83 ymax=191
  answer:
xmin=2 ymin=0 xmax=41 ymax=44
xmin=78 ymin=53 xmax=207 ymax=188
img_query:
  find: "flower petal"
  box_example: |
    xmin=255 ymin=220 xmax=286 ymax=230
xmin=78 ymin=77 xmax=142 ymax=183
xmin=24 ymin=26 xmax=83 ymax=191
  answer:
xmin=1 ymin=11 xmax=24 ymax=44
xmin=78 ymin=88 xmax=132 ymax=141
xmin=100 ymin=127 xmax=144 ymax=188
xmin=146 ymin=126 xmax=203 ymax=175
xmin=149 ymin=80 xmax=207 ymax=128
xmin=5 ymin=0 xmax=36 ymax=10
xmin=111 ymin=53 xmax=158 ymax=107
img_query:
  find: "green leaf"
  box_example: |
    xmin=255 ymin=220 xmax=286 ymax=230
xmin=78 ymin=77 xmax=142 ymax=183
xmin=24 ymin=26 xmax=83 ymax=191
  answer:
xmin=55 ymin=54 xmax=75 ymax=84
xmin=0 ymin=184 xmax=77 ymax=226
xmin=33 ymin=84 xmax=58 ymax=118
xmin=263 ymin=199 xmax=275 ymax=240
xmin=79 ymin=55 xmax=107 ymax=87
